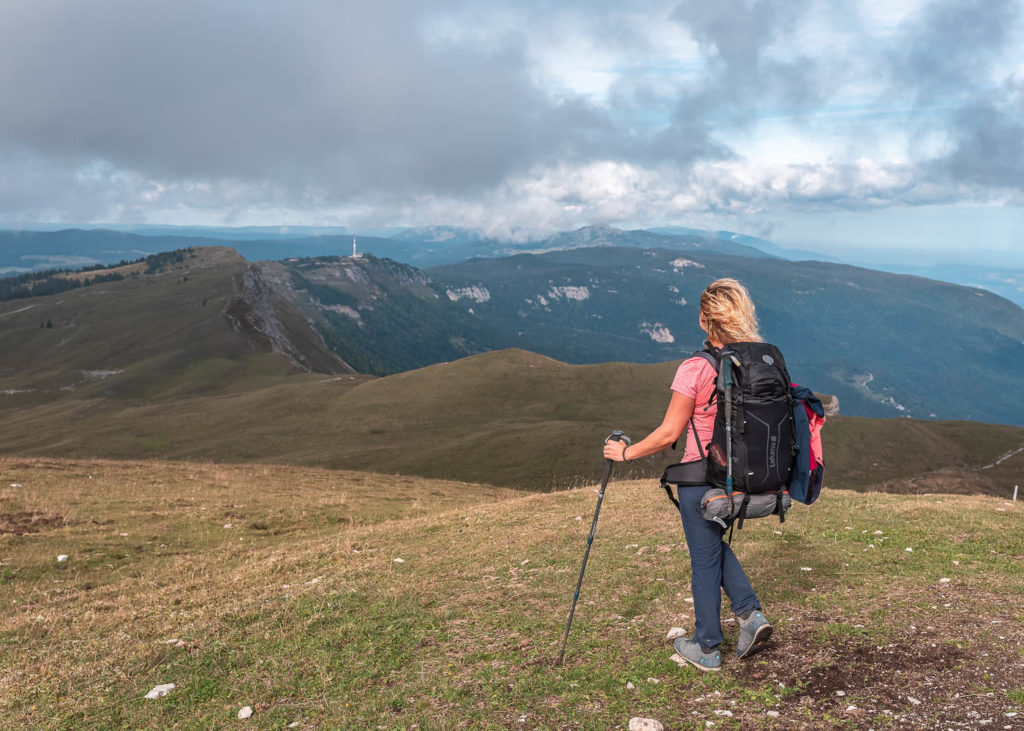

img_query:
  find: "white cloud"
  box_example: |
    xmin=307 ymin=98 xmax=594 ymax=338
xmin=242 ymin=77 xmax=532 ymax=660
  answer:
xmin=0 ymin=0 xmax=1021 ymax=232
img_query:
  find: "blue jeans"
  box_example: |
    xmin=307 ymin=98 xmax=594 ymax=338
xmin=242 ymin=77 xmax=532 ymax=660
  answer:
xmin=677 ymin=484 xmax=760 ymax=650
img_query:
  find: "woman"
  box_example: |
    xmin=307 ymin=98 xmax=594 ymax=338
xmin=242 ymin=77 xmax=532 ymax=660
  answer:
xmin=602 ymin=278 xmax=771 ymax=672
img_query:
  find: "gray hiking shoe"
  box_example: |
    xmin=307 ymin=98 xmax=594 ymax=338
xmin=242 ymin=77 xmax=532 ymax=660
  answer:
xmin=672 ymin=637 xmax=722 ymax=672
xmin=736 ymin=609 xmax=772 ymax=659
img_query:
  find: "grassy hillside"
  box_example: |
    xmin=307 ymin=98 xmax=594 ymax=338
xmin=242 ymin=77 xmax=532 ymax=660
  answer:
xmin=428 ymin=246 xmax=1024 ymax=424
xmin=2 ymin=349 xmax=1022 ymax=497
xmin=0 ymin=247 xmax=350 ymax=405
xmin=1 ymin=458 xmax=1020 ymax=728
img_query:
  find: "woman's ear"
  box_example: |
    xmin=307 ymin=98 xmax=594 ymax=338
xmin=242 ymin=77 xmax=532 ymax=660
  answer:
xmin=698 ymin=311 xmax=708 ymax=333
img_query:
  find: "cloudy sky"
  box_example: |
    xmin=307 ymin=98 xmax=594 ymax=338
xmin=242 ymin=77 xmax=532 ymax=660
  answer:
xmin=1 ymin=0 xmax=1022 ymax=257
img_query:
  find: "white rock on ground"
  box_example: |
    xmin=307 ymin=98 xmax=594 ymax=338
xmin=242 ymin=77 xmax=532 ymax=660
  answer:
xmin=647 ymin=677 xmax=660 ymax=684
xmin=56 ymin=555 xmax=68 ymax=563
xmin=626 ymin=681 xmax=636 ymax=690
xmin=766 ymin=710 xmax=781 ymax=718
xmin=939 ymin=578 xmax=951 ymax=583
xmin=144 ymin=683 xmax=175 ymax=699
xmin=628 ymin=718 xmax=664 ymax=731
xmin=669 ymin=653 xmax=687 ymax=666
xmin=666 ymin=627 xmax=687 ymax=640
xmin=237 ymin=706 xmax=252 ymax=719
xmin=288 ymin=723 xmax=300 ymax=728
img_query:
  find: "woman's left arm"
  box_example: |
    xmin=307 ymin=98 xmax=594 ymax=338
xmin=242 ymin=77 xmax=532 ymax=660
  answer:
xmin=602 ymin=391 xmax=695 ymax=462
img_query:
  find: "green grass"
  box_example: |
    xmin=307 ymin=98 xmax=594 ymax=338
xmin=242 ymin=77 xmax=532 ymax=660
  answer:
xmin=1 ymin=458 xmax=1021 ymax=728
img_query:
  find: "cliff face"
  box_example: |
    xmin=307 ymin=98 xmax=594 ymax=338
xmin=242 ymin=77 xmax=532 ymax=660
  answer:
xmin=224 ymin=265 xmax=352 ymax=374
xmin=257 ymin=254 xmax=498 ymax=376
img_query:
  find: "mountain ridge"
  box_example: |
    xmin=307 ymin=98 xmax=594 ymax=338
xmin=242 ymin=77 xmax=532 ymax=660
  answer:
xmin=4 ymin=242 xmax=1022 ymax=425
xmin=0 ymin=246 xmax=351 ymax=405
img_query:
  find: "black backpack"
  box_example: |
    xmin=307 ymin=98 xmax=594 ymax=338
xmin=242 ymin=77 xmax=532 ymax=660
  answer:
xmin=661 ymin=342 xmax=796 ymax=531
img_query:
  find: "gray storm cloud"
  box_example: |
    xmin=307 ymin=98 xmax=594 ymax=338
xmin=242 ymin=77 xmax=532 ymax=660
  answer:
xmin=670 ymin=0 xmax=821 ymax=113
xmin=0 ymin=0 xmax=1022 ymax=225
xmin=888 ymin=0 xmax=1024 ymax=191
xmin=0 ymin=0 xmax=612 ymax=198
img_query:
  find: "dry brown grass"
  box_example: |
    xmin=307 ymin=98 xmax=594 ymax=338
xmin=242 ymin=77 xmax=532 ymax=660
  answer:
xmin=0 ymin=459 xmax=1021 ymax=729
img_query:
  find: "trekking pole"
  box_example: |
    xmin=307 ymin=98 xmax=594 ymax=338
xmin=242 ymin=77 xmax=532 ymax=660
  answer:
xmin=555 ymin=430 xmax=630 ymax=666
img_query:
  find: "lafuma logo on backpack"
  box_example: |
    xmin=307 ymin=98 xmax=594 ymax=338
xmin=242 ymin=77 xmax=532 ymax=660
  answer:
xmin=768 ymin=434 xmax=777 ymax=469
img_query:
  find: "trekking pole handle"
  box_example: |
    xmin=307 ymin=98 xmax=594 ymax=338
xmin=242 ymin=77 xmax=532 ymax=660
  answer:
xmin=604 ymin=430 xmax=631 ymax=447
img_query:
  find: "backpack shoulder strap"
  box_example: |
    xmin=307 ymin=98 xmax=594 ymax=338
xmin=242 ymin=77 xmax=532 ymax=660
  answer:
xmin=692 ymin=348 xmax=718 ymax=371
xmin=691 ymin=349 xmax=719 ymax=409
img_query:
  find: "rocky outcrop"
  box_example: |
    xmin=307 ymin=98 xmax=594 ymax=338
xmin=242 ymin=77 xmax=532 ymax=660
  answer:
xmin=225 ymin=265 xmax=352 ymax=374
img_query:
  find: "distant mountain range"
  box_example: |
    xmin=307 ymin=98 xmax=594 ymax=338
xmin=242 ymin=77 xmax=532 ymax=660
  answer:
xmin=3 ymin=234 xmax=1024 ymax=425
xmin=253 ymin=246 xmax=1023 ymax=424
xmin=4 ymin=223 xmax=1021 ymax=307
xmin=3 ymin=244 xmax=1023 ymax=493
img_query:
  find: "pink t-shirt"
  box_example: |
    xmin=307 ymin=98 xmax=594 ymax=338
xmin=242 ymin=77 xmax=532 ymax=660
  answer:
xmin=670 ymin=356 xmax=718 ymax=462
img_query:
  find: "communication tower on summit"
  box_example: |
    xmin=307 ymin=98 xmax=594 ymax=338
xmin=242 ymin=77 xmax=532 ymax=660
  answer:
xmin=352 ymin=235 xmax=362 ymax=258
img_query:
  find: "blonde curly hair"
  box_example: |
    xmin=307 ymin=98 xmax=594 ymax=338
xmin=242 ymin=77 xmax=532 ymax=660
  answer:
xmin=699 ymin=278 xmax=761 ymax=345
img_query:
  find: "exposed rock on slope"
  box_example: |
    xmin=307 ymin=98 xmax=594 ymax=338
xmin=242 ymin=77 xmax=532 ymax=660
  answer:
xmin=225 ymin=265 xmax=351 ymax=373
xmin=258 ymin=254 xmax=499 ymax=375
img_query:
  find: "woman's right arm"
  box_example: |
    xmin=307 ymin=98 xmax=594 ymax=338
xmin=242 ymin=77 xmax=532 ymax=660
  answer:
xmin=603 ymin=390 xmax=695 ymax=462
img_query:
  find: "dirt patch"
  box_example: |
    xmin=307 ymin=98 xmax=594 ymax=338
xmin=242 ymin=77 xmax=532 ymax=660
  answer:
xmin=0 ymin=511 xmax=66 ymax=535
xmin=741 ymin=626 xmax=1024 ymax=729
xmin=783 ymin=640 xmax=964 ymax=699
